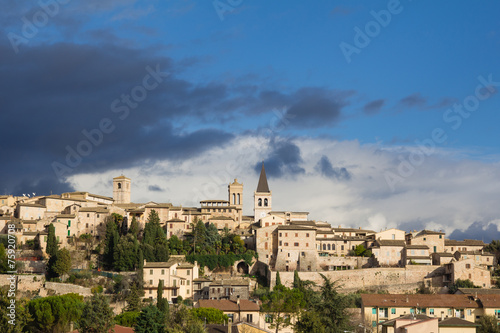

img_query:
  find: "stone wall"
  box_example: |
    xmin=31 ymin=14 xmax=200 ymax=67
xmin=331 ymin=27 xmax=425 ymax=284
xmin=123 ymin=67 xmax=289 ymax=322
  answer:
xmin=0 ymin=274 xmax=44 ymax=292
xmin=270 ymin=266 xmax=445 ymax=293
xmin=317 ymin=256 xmax=370 ymax=270
xmin=43 ymin=282 xmax=92 ymax=297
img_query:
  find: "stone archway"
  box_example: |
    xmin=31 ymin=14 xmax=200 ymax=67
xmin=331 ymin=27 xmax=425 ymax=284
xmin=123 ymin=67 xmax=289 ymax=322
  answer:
xmin=236 ymin=261 xmax=249 ymax=274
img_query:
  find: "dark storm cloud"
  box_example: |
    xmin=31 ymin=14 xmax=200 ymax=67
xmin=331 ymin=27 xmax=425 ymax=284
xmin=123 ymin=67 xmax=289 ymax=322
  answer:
xmin=283 ymin=88 xmax=352 ymax=128
xmin=315 ymin=156 xmax=351 ymax=181
xmin=363 ymin=99 xmax=385 ymax=115
xmin=148 ymin=185 xmax=164 ymax=192
xmin=254 ymin=140 xmax=305 ymax=178
xmin=0 ymin=41 xmax=235 ymax=195
xmin=448 ymin=222 xmax=500 ymax=244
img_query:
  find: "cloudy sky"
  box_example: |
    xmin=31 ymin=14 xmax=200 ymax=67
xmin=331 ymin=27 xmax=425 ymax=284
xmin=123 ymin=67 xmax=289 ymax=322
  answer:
xmin=2 ymin=0 xmax=500 ymax=241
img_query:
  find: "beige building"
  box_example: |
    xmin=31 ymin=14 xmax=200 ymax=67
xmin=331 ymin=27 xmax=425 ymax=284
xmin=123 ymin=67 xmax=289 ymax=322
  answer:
xmin=406 ymin=230 xmax=445 ymax=254
xmin=445 ymin=239 xmax=485 ymax=253
xmin=196 ymin=299 xmax=262 ymax=329
xmin=376 ymin=228 xmax=406 ymax=241
xmin=403 ymin=244 xmax=432 ymax=265
xmin=361 ymin=294 xmax=481 ymax=332
xmin=113 ymin=175 xmax=131 ymax=204
xmin=444 ymin=258 xmax=491 ymax=288
xmin=143 ymin=257 xmax=199 ymax=302
xmin=274 ymin=225 xmax=317 ymax=272
xmin=371 ymin=240 xmax=405 ymax=267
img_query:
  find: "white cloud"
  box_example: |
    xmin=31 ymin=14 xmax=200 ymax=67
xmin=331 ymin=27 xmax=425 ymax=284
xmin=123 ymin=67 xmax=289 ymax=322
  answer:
xmin=68 ymin=134 xmax=500 ymax=239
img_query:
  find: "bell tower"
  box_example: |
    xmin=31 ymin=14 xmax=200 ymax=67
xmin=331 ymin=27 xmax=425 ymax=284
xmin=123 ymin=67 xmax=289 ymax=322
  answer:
xmin=113 ymin=175 xmax=131 ymax=204
xmin=254 ymin=163 xmax=272 ymax=222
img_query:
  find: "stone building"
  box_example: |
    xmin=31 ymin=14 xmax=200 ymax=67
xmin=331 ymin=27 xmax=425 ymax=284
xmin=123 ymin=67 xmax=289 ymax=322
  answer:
xmin=371 ymin=240 xmax=405 ymax=267
xmin=444 ymin=258 xmax=491 ymax=288
xmin=403 ymin=244 xmax=432 ymax=265
xmin=195 ymin=299 xmax=262 ymax=329
xmin=143 ymin=258 xmax=199 ymax=302
xmin=406 ymin=229 xmax=445 ymax=254
xmin=254 ymin=163 xmax=272 ymax=222
xmin=445 ymin=239 xmax=485 ymax=253
xmin=208 ymin=279 xmax=251 ymax=301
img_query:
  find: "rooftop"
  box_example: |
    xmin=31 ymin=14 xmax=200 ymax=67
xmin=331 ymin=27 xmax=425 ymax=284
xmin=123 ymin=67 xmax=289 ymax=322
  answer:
xmin=197 ymin=299 xmax=260 ymax=312
xmin=361 ymin=294 xmax=479 ymax=308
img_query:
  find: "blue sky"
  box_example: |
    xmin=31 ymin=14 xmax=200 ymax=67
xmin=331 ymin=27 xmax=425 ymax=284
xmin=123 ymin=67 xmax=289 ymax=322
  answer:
xmin=1 ymin=0 xmax=500 ymax=240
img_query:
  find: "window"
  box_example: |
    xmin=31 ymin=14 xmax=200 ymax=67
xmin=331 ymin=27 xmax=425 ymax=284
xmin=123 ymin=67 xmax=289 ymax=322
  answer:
xmin=495 ymin=310 xmax=500 ymax=319
xmin=323 ymin=244 xmax=326 ymax=250
xmin=372 ymin=321 xmax=376 ymax=327
xmin=391 ymin=308 xmax=396 ymax=314
xmin=149 ymin=290 xmax=152 ymax=294
xmin=87 ymin=213 xmax=90 ymax=218
xmin=258 ymin=198 xmax=262 ymax=207
xmin=284 ymin=242 xmax=288 ymax=246
xmin=448 ymin=309 xmax=453 ymax=316
xmin=150 ymin=269 xmax=153 ymax=275
xmin=187 ymin=280 xmax=190 ymax=286
xmin=266 ymin=232 xmax=268 ymax=237
xmin=149 ymin=280 xmax=153 ymax=285
xmin=279 ymin=241 xmax=282 ymax=246
xmin=285 ymin=233 xmax=288 ymax=237
xmin=67 ymin=230 xmax=70 ymax=236
xmin=467 ymin=309 xmax=472 ymax=316
xmin=187 ymin=270 xmax=190 ymax=275
xmin=247 ymin=314 xmax=253 ymax=322
xmin=306 ymin=243 xmax=309 ymax=247
xmin=265 ymin=242 xmax=268 ymax=250
xmin=97 ymin=214 xmax=100 ymax=218
xmin=306 ymin=233 xmax=309 ymax=237
xmin=466 ymin=264 xmax=471 ymax=269
xmin=410 ymin=309 xmax=414 ymax=314
xmin=265 ymin=223 xmax=269 ymax=227
xmin=161 ymin=269 xmax=165 ymax=275
xmin=433 ymin=246 xmax=437 ymax=253
xmin=264 ymin=198 xmax=268 ymax=207
xmin=295 ymin=233 xmax=298 ymax=237
xmin=429 ymin=309 xmax=434 ymax=315
xmin=341 ymin=245 xmax=344 ymax=251
xmin=265 ymin=314 xmax=273 ymax=323
xmin=439 ymin=235 xmax=442 ymax=239
xmin=279 ymin=233 xmax=282 ymax=237
xmin=294 ymin=242 xmax=299 ymax=247
xmin=423 ymin=237 xmax=426 ymax=241
xmin=372 ymin=308 xmax=377 ymax=315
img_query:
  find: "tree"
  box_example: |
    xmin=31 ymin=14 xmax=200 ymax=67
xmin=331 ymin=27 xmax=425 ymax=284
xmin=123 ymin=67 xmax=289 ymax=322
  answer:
xmin=353 ymin=244 xmax=372 ymax=257
xmin=275 ymin=272 xmax=282 ymax=287
xmin=115 ymin=311 xmax=140 ymax=327
xmin=0 ymin=289 xmax=31 ymax=333
xmin=126 ymin=281 xmax=143 ymax=312
xmin=485 ymin=240 xmax=500 ymax=263
xmin=134 ymin=305 xmax=165 ymax=333
xmin=142 ymin=210 xmax=169 ymax=262
xmin=77 ymin=293 xmax=115 ymax=333
xmin=103 ymin=217 xmax=119 ymax=270
xmin=478 ymin=314 xmax=500 ymax=333
xmin=190 ymin=307 xmax=228 ymax=324
xmin=46 ymin=223 xmax=58 ymax=257
xmin=261 ymin=284 xmax=304 ymax=333
xmin=26 ymin=293 xmax=84 ymax=333
xmin=121 ymin=216 xmax=129 ymax=236
xmin=295 ymin=275 xmax=352 ymax=333
xmin=48 ymin=248 xmax=72 ymax=278
xmin=157 ymin=280 xmax=169 ymax=315
xmin=0 ymin=243 xmax=8 ymax=273
xmin=448 ymin=279 xmax=479 ymax=294
xmin=114 ymin=234 xmax=140 ymax=271
xmin=293 ymin=271 xmax=301 ymax=289
xmin=129 ymin=216 xmax=140 ymax=238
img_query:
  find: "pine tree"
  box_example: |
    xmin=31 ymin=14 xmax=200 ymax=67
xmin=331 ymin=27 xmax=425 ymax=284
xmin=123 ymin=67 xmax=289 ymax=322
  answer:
xmin=46 ymin=223 xmax=58 ymax=257
xmin=293 ymin=270 xmax=302 ymax=289
xmin=103 ymin=218 xmax=119 ymax=270
xmin=129 ymin=216 xmax=140 ymax=238
xmin=134 ymin=305 xmax=165 ymax=333
xmin=275 ymin=272 xmax=282 ymax=288
xmin=77 ymin=293 xmax=115 ymax=333
xmin=157 ymin=280 xmax=169 ymax=316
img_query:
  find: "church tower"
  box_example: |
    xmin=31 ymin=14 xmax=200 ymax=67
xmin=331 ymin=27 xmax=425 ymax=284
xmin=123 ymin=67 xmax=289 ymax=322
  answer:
xmin=228 ymin=179 xmax=243 ymax=209
xmin=113 ymin=175 xmax=131 ymax=204
xmin=228 ymin=179 xmax=243 ymax=225
xmin=254 ymin=163 xmax=272 ymax=222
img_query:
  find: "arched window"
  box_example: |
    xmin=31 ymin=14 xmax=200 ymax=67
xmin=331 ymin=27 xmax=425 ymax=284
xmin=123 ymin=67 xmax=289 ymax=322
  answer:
xmin=264 ymin=198 xmax=268 ymax=207
xmin=258 ymin=198 xmax=262 ymax=207
xmin=232 ymin=193 xmax=236 ymax=204
xmin=237 ymin=193 xmax=240 ymax=205
xmin=323 ymin=244 xmax=326 ymax=250
xmin=327 ymin=244 xmax=331 ymax=251
xmin=332 ymin=244 xmax=335 ymax=250
xmin=117 ymin=183 xmax=122 ymax=189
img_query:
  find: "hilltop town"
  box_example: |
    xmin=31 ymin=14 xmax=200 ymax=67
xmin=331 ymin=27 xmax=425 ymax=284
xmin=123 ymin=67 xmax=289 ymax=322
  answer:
xmin=1 ymin=164 xmax=499 ymax=332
